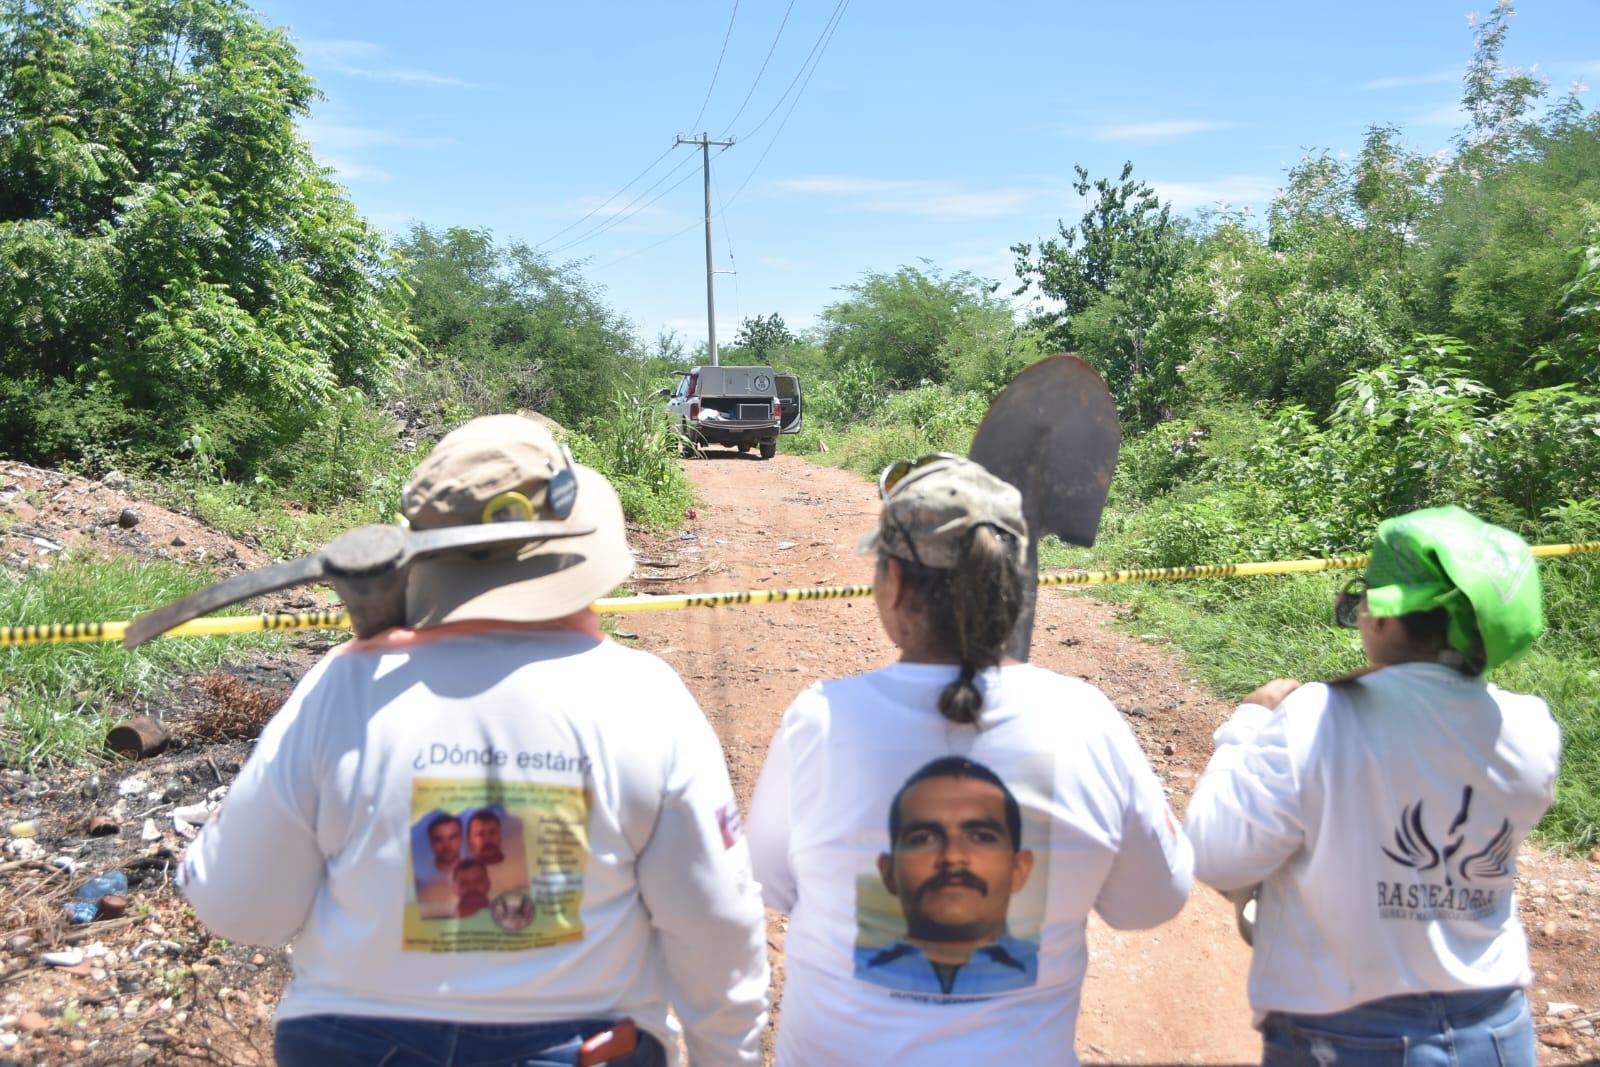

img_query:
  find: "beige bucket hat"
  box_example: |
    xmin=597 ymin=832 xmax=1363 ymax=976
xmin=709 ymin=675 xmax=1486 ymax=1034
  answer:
xmin=402 ymin=414 xmax=633 ymax=626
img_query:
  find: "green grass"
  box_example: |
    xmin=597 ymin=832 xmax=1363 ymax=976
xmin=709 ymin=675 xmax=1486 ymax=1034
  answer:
xmin=0 ymin=554 xmax=282 ymax=768
xmin=147 ymin=476 xmax=394 ymax=560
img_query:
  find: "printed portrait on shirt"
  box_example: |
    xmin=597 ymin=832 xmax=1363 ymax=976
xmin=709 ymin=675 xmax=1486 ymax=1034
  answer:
xmin=853 ymin=755 xmax=1050 ymax=998
xmin=405 ymin=779 xmax=589 ymax=951
xmin=409 ymin=803 xmax=530 ymax=920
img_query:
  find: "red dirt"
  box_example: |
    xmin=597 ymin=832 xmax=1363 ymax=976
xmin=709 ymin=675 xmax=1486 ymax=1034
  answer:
xmin=0 ymin=453 xmax=1595 ymax=1065
xmin=623 ymin=452 xmax=1600 ymax=1066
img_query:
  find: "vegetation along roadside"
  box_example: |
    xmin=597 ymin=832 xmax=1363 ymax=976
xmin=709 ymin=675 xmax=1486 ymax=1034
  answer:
xmin=1 ymin=1 xmax=1595 ymax=850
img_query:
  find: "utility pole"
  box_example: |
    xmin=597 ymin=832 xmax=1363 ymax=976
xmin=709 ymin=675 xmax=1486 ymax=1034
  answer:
xmin=675 ymin=132 xmax=734 ymax=365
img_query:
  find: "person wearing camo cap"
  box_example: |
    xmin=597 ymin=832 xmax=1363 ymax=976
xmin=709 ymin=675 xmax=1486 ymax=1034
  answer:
xmin=747 ymin=453 xmax=1192 ymax=1065
xmin=1186 ymin=505 xmax=1559 ymax=1066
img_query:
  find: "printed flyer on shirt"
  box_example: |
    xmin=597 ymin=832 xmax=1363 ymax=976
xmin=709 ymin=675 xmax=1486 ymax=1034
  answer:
xmin=853 ymin=752 xmax=1052 ymax=999
xmin=404 ymin=776 xmax=591 ymax=952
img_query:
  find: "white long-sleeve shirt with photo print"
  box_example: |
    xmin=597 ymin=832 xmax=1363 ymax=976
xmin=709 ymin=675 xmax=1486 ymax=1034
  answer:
xmin=179 ymin=624 xmax=769 ymax=1067
xmin=1186 ymin=662 xmax=1561 ymax=1018
xmin=747 ymin=662 xmax=1192 ymax=1067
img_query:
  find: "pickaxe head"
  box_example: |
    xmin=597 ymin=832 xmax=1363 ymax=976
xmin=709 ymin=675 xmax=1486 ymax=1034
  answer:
xmin=122 ymin=519 xmax=595 ymax=647
xmin=125 ymin=413 xmax=626 ymax=647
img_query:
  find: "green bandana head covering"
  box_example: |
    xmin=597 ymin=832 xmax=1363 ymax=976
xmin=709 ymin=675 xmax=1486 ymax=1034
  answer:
xmin=1363 ymin=505 xmax=1543 ymax=671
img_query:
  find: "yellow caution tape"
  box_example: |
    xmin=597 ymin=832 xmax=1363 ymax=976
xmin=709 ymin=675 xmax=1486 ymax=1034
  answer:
xmin=0 ymin=611 xmax=350 ymax=647
xmin=2 ymin=543 xmax=1595 ymax=646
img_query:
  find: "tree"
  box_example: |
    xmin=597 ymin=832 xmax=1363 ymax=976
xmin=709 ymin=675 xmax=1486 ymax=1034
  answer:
xmin=1456 ymin=0 xmax=1547 ymax=170
xmin=732 ymin=313 xmax=795 ymax=363
xmin=396 ymin=225 xmax=643 ymax=427
xmin=1013 ymin=163 xmax=1192 ymax=422
xmin=0 ymin=0 xmax=414 ymax=470
xmin=819 ymin=263 xmax=1005 ymax=385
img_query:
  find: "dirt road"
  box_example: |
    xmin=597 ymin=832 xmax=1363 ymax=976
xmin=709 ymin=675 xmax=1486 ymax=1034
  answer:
xmin=622 ymin=453 xmax=1261 ymax=1065
xmin=1 ymin=455 xmax=1593 ymax=1065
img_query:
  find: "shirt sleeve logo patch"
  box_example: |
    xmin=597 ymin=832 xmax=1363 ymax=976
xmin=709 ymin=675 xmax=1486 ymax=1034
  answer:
xmin=717 ymin=801 xmax=744 ymax=849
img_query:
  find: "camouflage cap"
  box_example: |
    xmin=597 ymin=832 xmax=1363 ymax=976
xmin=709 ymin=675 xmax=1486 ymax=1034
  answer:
xmin=858 ymin=456 xmax=1028 ymax=570
xmin=1364 ymin=505 xmax=1543 ymax=671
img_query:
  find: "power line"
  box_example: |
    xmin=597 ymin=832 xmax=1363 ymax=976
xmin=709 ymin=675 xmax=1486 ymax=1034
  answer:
xmin=723 ymin=0 xmax=848 ymax=208
xmin=533 ymin=144 xmax=676 ymax=249
xmin=591 ymin=3 xmax=847 ymax=274
xmin=736 ymin=0 xmax=847 ymax=143
xmin=542 ymin=151 xmax=702 ymax=256
xmin=715 ymin=163 xmax=741 ymax=332
xmin=688 ymin=0 xmax=740 ymax=132
xmin=717 ymin=0 xmax=797 ymax=137
xmin=591 ymin=147 xmax=737 ymax=270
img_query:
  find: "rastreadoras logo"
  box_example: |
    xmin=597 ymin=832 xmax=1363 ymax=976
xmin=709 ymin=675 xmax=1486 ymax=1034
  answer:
xmin=1377 ymin=785 xmax=1512 ymax=921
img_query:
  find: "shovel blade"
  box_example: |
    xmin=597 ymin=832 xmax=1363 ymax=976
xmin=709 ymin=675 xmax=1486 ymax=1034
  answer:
xmin=969 ymin=354 xmax=1121 ymax=661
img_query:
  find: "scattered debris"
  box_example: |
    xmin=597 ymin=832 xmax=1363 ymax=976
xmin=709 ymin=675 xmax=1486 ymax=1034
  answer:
xmin=171 ymin=803 xmax=211 ymax=825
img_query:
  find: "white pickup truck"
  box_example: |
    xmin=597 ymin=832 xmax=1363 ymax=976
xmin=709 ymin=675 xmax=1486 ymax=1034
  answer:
xmin=664 ymin=365 xmax=803 ymax=460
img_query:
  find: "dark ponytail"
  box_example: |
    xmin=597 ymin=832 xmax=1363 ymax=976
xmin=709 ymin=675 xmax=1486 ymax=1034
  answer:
xmin=894 ymin=525 xmax=1025 ymax=726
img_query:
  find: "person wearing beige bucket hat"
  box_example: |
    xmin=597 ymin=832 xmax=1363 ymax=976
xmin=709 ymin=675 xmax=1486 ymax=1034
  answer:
xmin=401 ymin=414 xmax=635 ymax=628
xmin=178 ymin=415 xmax=769 ymax=1067
xmin=748 ymin=454 xmax=1191 ymax=1065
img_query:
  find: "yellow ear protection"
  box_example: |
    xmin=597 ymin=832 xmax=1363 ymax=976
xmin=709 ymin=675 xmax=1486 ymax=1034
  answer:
xmin=482 ymin=491 xmax=536 ymax=524
xmin=479 ymin=445 xmax=580 ymax=524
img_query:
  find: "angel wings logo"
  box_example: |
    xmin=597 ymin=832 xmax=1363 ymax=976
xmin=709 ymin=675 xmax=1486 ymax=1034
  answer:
xmin=1377 ymin=785 xmax=1512 ymax=920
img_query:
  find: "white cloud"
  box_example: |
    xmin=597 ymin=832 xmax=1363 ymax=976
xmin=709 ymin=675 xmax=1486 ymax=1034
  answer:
xmin=567 ymin=195 xmax=673 ymax=224
xmin=1414 ymin=101 xmax=1468 ymax=127
xmin=1361 ymin=69 xmax=1459 ymax=90
xmin=775 ymin=176 xmax=1036 ymax=218
xmin=322 ymin=158 xmax=392 ymax=183
xmin=364 ymin=210 xmax=419 ymax=233
xmin=301 ymin=120 xmax=453 ymax=152
xmin=298 ymin=39 xmax=479 ymax=88
xmin=662 ymin=316 xmax=740 ymax=343
xmin=945 ymin=251 xmax=1012 ymax=275
xmin=1088 ymin=119 xmax=1236 ymax=142
xmin=1147 ymin=175 xmax=1279 ymax=211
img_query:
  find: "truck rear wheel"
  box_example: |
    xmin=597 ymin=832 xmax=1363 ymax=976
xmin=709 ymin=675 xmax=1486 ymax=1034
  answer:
xmin=759 ymin=438 xmax=777 ymax=460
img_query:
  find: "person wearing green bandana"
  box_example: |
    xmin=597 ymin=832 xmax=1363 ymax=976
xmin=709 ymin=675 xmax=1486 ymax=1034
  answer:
xmin=1185 ymin=506 xmax=1559 ymax=1067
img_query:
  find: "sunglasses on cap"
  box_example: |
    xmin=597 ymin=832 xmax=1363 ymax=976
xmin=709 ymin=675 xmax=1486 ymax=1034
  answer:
xmin=878 ymin=452 xmax=963 ymax=499
xmin=1333 ymin=577 xmax=1369 ymax=629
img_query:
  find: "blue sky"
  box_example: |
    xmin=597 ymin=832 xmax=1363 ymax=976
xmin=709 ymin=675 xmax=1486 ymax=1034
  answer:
xmin=251 ymin=1 xmax=1599 ymax=351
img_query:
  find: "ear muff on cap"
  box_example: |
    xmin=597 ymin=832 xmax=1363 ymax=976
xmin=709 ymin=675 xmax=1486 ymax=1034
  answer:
xmin=1364 ymin=506 xmax=1543 ymax=671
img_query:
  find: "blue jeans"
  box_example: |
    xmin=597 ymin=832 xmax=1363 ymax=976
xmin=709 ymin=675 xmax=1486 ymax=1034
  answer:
xmin=275 ymin=1015 xmax=669 ymax=1067
xmin=1262 ymin=986 xmax=1533 ymax=1067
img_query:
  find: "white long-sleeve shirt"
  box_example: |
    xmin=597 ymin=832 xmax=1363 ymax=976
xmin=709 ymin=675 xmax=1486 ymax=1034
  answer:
xmin=748 ymin=662 xmax=1192 ymax=1066
xmin=180 ymin=622 xmax=769 ymax=1066
xmin=1186 ymin=662 xmax=1560 ymax=1017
